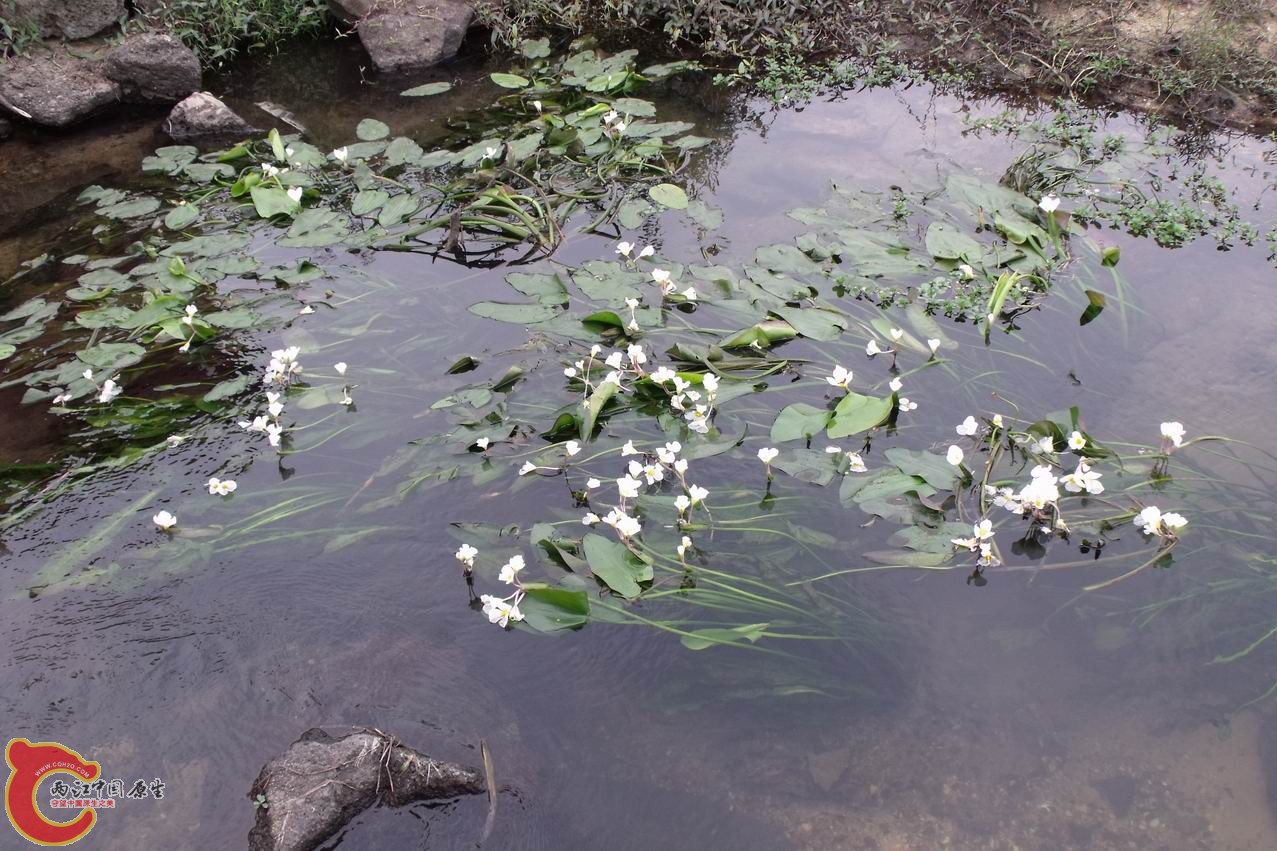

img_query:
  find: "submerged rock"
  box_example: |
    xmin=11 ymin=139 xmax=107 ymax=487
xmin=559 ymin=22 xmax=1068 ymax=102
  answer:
xmin=353 ymin=0 xmax=475 ymax=74
xmin=165 ymin=92 xmax=258 ymax=141
xmin=105 ymin=32 xmax=202 ymax=104
xmin=7 ymin=0 xmax=126 ymax=40
xmin=248 ymin=728 xmax=485 ymax=851
xmin=0 ymin=53 xmax=119 ymax=128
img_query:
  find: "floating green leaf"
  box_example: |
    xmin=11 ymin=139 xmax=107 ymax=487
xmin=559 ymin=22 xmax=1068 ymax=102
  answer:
xmin=648 ymin=183 xmax=689 ymax=210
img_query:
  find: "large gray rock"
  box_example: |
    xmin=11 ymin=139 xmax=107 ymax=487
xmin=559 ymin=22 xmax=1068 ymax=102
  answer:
xmin=104 ymin=31 xmax=201 ymax=103
xmin=7 ymin=0 xmax=126 ymax=39
xmin=356 ymin=0 xmax=474 ymax=74
xmin=248 ymin=728 xmax=485 ymax=851
xmin=164 ymin=91 xmax=257 ymax=141
xmin=0 ymin=53 xmax=119 ymax=127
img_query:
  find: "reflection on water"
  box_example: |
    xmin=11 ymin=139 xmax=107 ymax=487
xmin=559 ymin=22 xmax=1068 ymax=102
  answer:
xmin=3 ymin=40 xmax=1277 ymax=850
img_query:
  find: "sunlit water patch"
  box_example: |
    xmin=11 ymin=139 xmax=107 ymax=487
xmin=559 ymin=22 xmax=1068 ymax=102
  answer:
xmin=2 ymin=39 xmax=1277 ymax=850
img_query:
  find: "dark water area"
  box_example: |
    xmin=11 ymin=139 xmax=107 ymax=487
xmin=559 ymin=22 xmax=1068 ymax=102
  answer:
xmin=2 ymin=38 xmax=1277 ymax=851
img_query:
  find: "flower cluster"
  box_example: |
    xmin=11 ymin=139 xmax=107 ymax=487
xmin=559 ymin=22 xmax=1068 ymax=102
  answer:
xmin=453 ymin=545 xmax=527 ymax=628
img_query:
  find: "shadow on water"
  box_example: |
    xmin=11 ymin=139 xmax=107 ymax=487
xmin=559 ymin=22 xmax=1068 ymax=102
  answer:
xmin=3 ymin=37 xmax=1277 ymax=850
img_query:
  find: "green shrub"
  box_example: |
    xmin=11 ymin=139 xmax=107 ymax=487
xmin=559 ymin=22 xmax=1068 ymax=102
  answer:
xmin=141 ymin=0 xmax=332 ymax=66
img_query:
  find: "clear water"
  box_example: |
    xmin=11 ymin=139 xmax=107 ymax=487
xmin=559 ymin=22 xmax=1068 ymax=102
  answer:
xmin=3 ymin=40 xmax=1277 ymax=850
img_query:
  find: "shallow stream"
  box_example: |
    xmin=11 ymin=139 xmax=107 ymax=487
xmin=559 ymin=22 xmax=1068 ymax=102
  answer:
xmin=3 ymin=39 xmax=1277 ymax=850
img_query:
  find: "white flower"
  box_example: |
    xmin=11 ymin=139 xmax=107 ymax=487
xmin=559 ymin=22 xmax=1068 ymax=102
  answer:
xmin=207 ymin=477 xmax=237 ymax=496
xmin=287 ymin=186 xmax=303 ymax=204
xmin=602 ymin=371 xmax=623 ymax=387
xmin=334 ymin=362 xmax=347 ymax=376
xmin=616 ymin=241 xmax=634 ymax=257
xmin=339 ymin=390 xmax=354 ymax=407
xmin=52 ymin=393 xmax=71 ymax=406
xmin=153 ymin=511 xmax=177 ymax=530
xmin=621 ymin=440 xmax=638 ymax=457
xmin=498 ymin=554 xmax=525 ymax=585
xmin=927 ymin=338 xmax=941 ymax=354
xmin=240 ymin=415 xmax=269 ymax=433
xmin=82 ymin=368 xmax=94 ymax=381
xmin=957 ymin=263 xmax=975 ymax=280
xmin=973 ymin=519 xmax=994 ymax=540
xmin=299 ymin=305 xmax=315 ymax=315
xmin=166 ymin=435 xmax=185 ymax=447
xmin=1134 ymin=506 xmax=1163 ymax=535
xmin=651 ymin=269 xmax=671 ymax=285
xmin=484 ymin=145 xmax=500 ymax=159
xmin=613 ymin=121 xmax=626 ymax=135
xmin=656 ymin=441 xmax=681 ymax=464
xmin=481 ymin=595 xmax=523 ymax=627
xmin=702 ymin=373 xmax=719 ymax=394
xmin=681 ymin=287 xmax=697 ymax=300
xmin=474 ymin=437 xmax=491 ymax=451
xmin=992 ymin=414 xmax=1004 ymax=429
xmin=888 ymin=377 xmax=903 ymax=392
xmin=627 ymin=343 xmax=646 ymax=367
xmin=268 ymin=400 xmax=285 ymax=419
xmin=846 ymin=452 xmax=867 ymax=473
xmin=586 ymin=477 xmax=601 ymax=489
xmin=602 ymin=507 xmax=642 ymax=539
xmin=674 ymin=494 xmax=691 ymax=513
xmin=1030 ymin=464 xmax=1057 ymax=481
xmin=97 ymin=378 xmax=122 ymax=404
xmin=1161 ymin=512 xmax=1187 ymax=531
xmin=532 ymin=100 xmax=542 ymax=112
xmin=1019 ymin=477 xmax=1059 ymax=511
xmin=677 ymin=536 xmax=692 ymax=558
xmin=455 ymin=543 xmax=478 ymax=567
xmin=649 ymin=366 xmax=677 ymax=385
xmin=889 ymin=328 xmax=904 ymax=342
xmin=565 ymin=440 xmax=581 ymax=457
xmin=1066 ymin=431 xmax=1086 ymax=451
xmin=638 ymin=461 xmax=663 ymax=485
xmin=1061 ymin=461 xmax=1104 ymax=495
xmin=332 ymin=147 xmax=348 ymax=163
xmin=265 ymin=423 xmax=284 ymax=447
xmin=685 ymin=405 xmax=711 ymax=433
xmin=990 ymin=487 xmax=1020 ymax=513
xmin=898 ymin=397 xmax=917 ymax=412
xmin=519 ymin=461 xmax=537 ymax=476
xmin=946 ymin=445 xmax=964 ymax=466
xmin=182 ymin=303 xmax=198 ymax=325
xmin=638 ymin=245 xmax=655 ymax=259
xmin=1036 ymin=436 xmax=1055 ymax=454
xmin=1160 ymin=421 xmax=1185 ymax=448
xmin=673 ymin=458 xmax=689 ymax=474
xmin=604 ymin=351 xmax=625 ymax=370
xmin=603 ymin=109 xmax=619 ymax=125
xmin=826 ymin=365 xmax=853 ymax=390
xmin=1039 ymin=193 xmax=1061 ymax=213
xmin=757 ymin=447 xmax=779 ymax=465
xmin=956 ymin=416 xmax=978 ymax=436
xmin=866 ymin=340 xmax=884 ymax=356
xmin=688 ymin=484 xmax=709 ymax=504
xmin=977 ymin=543 xmax=999 ymax=568
xmin=617 ymin=476 xmax=641 ymax=499
xmin=262 ymin=163 xmax=280 ymax=178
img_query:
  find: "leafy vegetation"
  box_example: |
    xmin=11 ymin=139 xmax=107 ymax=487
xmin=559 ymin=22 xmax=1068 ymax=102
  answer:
xmin=140 ymin=0 xmax=331 ymax=65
